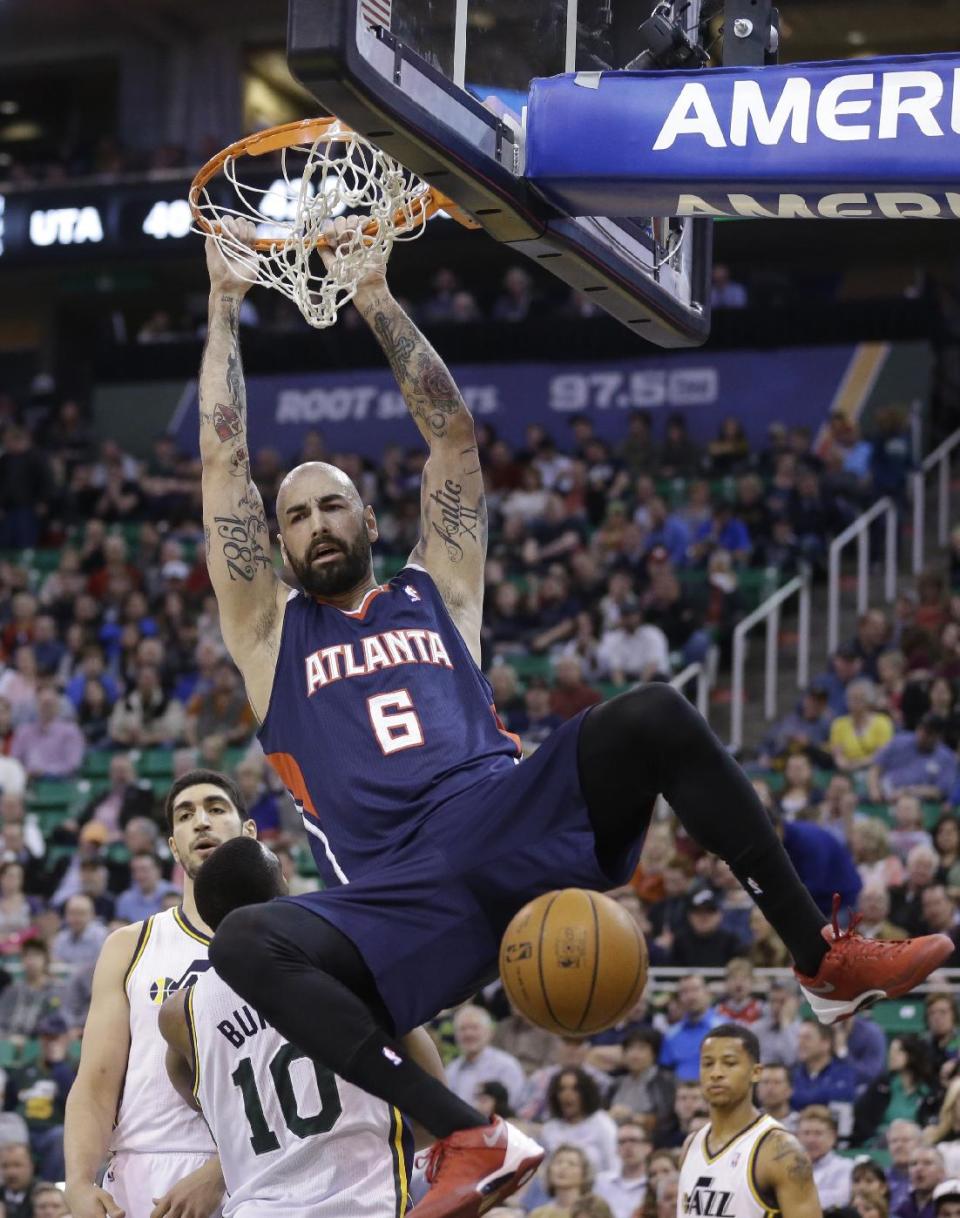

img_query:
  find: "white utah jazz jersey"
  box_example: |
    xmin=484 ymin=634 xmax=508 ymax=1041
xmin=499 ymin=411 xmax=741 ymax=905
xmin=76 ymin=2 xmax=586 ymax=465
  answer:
xmin=111 ymin=907 xmax=217 ymax=1155
xmin=680 ymin=1113 xmax=782 ymax=1218
xmin=187 ymin=969 xmax=411 ymax=1218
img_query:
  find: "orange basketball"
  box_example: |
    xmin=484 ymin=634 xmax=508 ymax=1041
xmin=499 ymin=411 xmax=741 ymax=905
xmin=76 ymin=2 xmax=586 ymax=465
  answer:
xmin=499 ymin=889 xmax=648 ymax=1036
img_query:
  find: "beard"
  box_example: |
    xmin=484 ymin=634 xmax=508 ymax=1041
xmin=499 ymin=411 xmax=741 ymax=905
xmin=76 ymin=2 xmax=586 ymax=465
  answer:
xmin=288 ymin=529 xmax=373 ymax=597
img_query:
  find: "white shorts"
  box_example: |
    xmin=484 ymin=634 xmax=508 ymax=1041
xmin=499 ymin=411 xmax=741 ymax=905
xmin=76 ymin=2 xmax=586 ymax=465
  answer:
xmin=103 ymin=1151 xmax=223 ymax=1218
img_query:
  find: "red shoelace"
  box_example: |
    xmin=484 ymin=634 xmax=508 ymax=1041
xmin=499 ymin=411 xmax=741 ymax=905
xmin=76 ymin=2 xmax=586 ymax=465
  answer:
xmin=826 ymin=891 xmax=914 ymax=960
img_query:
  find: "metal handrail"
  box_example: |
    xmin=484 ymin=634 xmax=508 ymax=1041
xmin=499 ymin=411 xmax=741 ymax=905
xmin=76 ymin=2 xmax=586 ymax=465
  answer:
xmin=730 ymin=572 xmax=811 ymax=753
xmin=912 ymin=427 xmax=960 ymax=574
xmin=670 ymin=657 xmax=711 ymax=720
xmin=826 ymin=497 xmax=897 ymax=656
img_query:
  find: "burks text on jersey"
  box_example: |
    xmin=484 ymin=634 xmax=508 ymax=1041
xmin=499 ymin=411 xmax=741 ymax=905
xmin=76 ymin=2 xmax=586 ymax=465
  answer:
xmin=304 ymin=628 xmax=453 ymax=696
xmin=217 ymin=1003 xmax=270 ymax=1049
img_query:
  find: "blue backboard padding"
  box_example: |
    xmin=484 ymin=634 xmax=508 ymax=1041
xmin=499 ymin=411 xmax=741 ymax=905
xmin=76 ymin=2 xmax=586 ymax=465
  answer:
xmin=525 ymin=53 xmax=960 ymax=219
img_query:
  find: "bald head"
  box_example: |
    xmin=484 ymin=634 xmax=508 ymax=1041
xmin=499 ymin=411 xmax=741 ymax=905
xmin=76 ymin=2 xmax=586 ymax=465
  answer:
xmin=276 ymin=461 xmax=377 ymax=598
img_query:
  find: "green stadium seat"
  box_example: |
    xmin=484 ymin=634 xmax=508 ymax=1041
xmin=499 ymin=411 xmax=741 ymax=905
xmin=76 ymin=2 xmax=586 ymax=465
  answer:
xmin=26 ymin=779 xmax=76 ymax=813
xmin=508 ymin=654 xmax=553 ymax=681
xmin=81 ymin=752 xmax=112 ymax=780
xmin=0 ymin=1041 xmax=19 ymax=1069
xmin=869 ymin=999 xmax=926 ymax=1035
xmin=139 ymin=750 xmax=174 ymax=780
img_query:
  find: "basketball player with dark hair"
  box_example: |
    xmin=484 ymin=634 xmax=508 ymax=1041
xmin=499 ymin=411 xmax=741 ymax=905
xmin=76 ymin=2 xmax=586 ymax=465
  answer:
xmin=197 ymin=217 xmax=951 ymax=1218
xmin=64 ymin=769 xmax=256 ymax=1218
xmin=679 ymin=1025 xmax=822 ymax=1218
xmin=160 ymin=835 xmax=432 ymax=1218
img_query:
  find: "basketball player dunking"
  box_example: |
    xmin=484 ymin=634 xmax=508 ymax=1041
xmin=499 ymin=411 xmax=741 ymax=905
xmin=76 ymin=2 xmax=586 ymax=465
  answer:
xmin=198 ymin=216 xmax=951 ymax=1218
xmin=679 ymin=1025 xmax=822 ymax=1218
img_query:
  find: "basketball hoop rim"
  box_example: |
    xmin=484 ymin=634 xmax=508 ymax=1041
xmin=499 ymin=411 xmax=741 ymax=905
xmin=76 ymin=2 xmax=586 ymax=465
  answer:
xmin=188 ymin=116 xmax=450 ymax=251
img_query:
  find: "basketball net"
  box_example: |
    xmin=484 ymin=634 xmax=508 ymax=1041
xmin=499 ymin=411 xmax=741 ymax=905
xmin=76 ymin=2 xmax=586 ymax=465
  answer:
xmin=190 ymin=118 xmax=452 ymax=328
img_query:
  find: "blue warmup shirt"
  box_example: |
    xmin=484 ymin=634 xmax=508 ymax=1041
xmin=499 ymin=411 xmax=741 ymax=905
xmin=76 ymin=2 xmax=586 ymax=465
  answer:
xmin=782 ymin=820 xmax=862 ymax=916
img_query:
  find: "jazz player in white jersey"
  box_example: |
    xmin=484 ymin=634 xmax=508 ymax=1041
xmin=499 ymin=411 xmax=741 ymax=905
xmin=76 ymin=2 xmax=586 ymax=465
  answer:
xmin=64 ymin=769 xmax=257 ymax=1218
xmin=160 ymin=835 xmax=422 ymax=1218
xmin=679 ymin=1025 xmax=822 ymax=1218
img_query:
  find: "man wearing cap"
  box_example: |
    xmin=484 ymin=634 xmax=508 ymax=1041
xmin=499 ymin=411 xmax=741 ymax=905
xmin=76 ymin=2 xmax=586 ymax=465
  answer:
xmin=7 ymin=1010 xmax=76 ymax=1181
xmin=666 ymin=886 xmax=747 ymax=969
xmin=932 ymin=1178 xmax=960 ymax=1218
xmin=869 ymin=716 xmax=959 ymax=802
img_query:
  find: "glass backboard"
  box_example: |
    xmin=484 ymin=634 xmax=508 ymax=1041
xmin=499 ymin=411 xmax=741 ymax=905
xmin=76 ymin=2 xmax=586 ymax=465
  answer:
xmin=287 ymin=0 xmax=713 ymax=347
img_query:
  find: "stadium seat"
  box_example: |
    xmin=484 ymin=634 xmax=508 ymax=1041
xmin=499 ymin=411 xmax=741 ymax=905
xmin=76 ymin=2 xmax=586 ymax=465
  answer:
xmin=81 ymin=752 xmax=113 ymax=780
xmin=869 ymin=999 xmax=926 ymax=1035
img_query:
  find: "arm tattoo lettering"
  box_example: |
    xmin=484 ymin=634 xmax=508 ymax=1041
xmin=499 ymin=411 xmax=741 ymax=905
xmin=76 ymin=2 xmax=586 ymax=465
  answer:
xmin=428 ymin=479 xmax=484 ymax=563
xmin=213 ymin=510 xmax=272 ymax=583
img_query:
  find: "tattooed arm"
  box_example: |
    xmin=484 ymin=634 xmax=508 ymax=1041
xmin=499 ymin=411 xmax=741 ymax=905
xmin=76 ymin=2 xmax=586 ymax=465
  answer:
xmin=199 ymin=218 xmax=285 ymax=719
xmin=755 ymin=1129 xmax=823 ymax=1218
xmin=353 ymin=267 xmax=485 ymax=665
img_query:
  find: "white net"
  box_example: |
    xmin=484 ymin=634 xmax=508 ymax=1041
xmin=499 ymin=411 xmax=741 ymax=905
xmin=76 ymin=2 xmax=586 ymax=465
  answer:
xmin=191 ymin=121 xmax=436 ymax=328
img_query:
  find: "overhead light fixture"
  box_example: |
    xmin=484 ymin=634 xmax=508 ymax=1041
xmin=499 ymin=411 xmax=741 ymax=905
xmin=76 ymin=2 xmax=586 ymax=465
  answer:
xmin=846 ymin=30 xmax=867 ymax=46
xmin=0 ymin=102 xmax=18 ymax=116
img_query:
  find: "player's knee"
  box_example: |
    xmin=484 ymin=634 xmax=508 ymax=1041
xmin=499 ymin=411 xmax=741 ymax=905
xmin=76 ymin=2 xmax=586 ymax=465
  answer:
xmin=209 ymin=904 xmax=270 ymax=990
xmin=616 ymin=682 xmax=700 ymax=746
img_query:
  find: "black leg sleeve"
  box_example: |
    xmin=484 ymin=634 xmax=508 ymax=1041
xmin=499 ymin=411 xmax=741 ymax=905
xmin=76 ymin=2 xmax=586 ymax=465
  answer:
xmin=209 ymin=901 xmax=487 ymax=1139
xmin=577 ymin=684 xmax=828 ymax=976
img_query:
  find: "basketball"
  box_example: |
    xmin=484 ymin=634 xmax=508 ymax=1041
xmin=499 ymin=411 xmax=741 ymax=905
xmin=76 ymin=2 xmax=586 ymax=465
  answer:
xmin=499 ymin=889 xmax=648 ymax=1037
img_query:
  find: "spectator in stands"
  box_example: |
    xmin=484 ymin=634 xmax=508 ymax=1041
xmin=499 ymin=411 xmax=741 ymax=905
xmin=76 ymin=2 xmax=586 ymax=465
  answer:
xmin=492 ymin=1003 xmax=555 ymax=1079
xmin=75 ymin=678 xmax=113 ymax=748
xmin=0 ymin=941 xmax=66 ymax=1039
xmin=924 ymin=680 xmax=960 ymax=751
xmin=0 ymin=863 xmax=38 ymax=948
xmin=748 ymin=907 xmax=792 ymax=970
xmin=715 ymin=957 xmax=763 ymax=1025
xmin=706 ymin=417 xmax=749 ymax=475
xmin=520 ymin=1036 xmax=612 ymax=1122
xmin=0 ymin=651 xmax=38 ymax=730
xmin=921 ymin=1078 xmax=960 ymax=1174
xmin=925 ymin=993 xmax=960 ymax=1080
xmin=868 ymin=715 xmax=958 ymax=802
xmin=512 ymin=677 xmax=563 ymax=749
xmin=891 ymin=846 xmax=942 ymax=936
xmin=888 ymin=1122 xmax=924 ymax=1213
xmin=1 ymin=1141 xmax=35 ymax=1218
xmin=0 ymin=427 xmax=52 ymax=550
xmin=879 ymin=650 xmax=909 ymax=726
xmin=73 ymin=859 xmax=114 ymax=923
xmin=50 ymin=895 xmax=106 ymax=975
xmin=773 ymin=805 xmax=862 ymax=916
xmin=643 ymin=499 xmax=690 ymax=569
xmin=754 ymin=978 xmax=801 ymax=1065
xmin=759 ymin=688 xmax=833 ymax=765
xmin=6 ymin=1011 xmax=74 ymax=1181
xmin=817 ymin=773 xmax=860 ymax=843
xmin=710 ymin=265 xmax=748 ymax=309
xmin=779 ymin=754 xmax=823 ymax=818
xmin=830 ymin=680 xmax=895 ymax=773
xmin=850 ymin=609 xmax=893 ymax=681
xmin=918 ymin=887 xmax=960 ymax=965
xmin=816 ymin=644 xmax=866 ymax=718
xmin=9 ymin=689 xmax=84 ymax=781
xmin=528 ymin=1145 xmax=594 ymax=1218
xmin=897 ymin=1147 xmax=946 ymax=1218
xmin=484 ymin=583 xmax=534 ymax=657
xmin=665 ymin=886 xmax=745 ymax=969
xmin=114 ymin=853 xmax=179 ymax=924
xmin=184 ymin=659 xmax=254 ymax=748
xmin=856 ymin=886 xmax=909 ymax=941
xmin=593 ymin=1118 xmax=650 ymax=1218
xmin=690 ymin=501 xmax=751 ymax=567
xmin=852 ymin=1161 xmax=893 ymax=1214
xmin=67 ymin=753 xmax=156 ymax=844
xmin=540 ymin=1068 xmax=618 ymax=1174
xmin=607 ymin=1029 xmax=675 ymax=1128
xmin=852 ymin=819 xmax=906 ymax=890
xmin=791 ymin=1022 xmax=858 ymax=1119
xmin=854 ymin=1035 xmax=937 ymax=1146
xmin=617 ymin=412 xmax=659 ymax=479
xmin=659 ymin=415 xmax=700 ymax=480
xmin=550 ymin=655 xmax=602 ymax=721
xmin=659 ymin=974 xmax=721 ymax=1083
xmin=890 ymin=796 xmax=936 ymax=863
xmin=797 ymin=1106 xmax=854 ymax=1208
xmin=108 ymin=663 xmax=186 ymax=749
xmin=650 ymin=1083 xmax=702 ymax=1151
xmin=492 ymin=266 xmax=534 ymax=323
xmin=445 ymin=1005 xmax=525 ymax=1111
xmin=758 ymin=1062 xmax=797 ymax=1132
xmin=233 ymin=757 xmax=283 ymax=840
xmin=596 ymin=600 xmax=670 ymax=686
xmin=31 ymin=1182 xmax=69 ymax=1217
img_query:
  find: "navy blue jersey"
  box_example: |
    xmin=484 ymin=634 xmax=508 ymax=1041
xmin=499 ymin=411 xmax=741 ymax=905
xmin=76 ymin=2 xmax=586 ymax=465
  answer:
xmin=259 ymin=565 xmax=521 ymax=886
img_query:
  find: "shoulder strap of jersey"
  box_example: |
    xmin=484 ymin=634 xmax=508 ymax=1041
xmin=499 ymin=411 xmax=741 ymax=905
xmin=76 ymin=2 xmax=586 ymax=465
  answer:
xmin=123 ymin=916 xmax=154 ymax=993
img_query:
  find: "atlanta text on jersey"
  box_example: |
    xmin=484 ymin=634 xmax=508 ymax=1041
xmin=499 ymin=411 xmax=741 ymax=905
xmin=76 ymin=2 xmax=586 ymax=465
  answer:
xmin=304 ymin=628 xmax=454 ymax=696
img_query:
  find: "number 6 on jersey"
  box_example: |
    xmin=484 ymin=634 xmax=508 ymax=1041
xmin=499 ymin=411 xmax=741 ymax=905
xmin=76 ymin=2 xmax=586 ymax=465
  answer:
xmin=367 ymin=690 xmax=425 ymax=755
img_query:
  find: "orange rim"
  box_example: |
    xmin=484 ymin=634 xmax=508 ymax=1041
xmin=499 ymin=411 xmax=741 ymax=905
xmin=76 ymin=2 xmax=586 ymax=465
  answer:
xmin=189 ymin=116 xmax=451 ymax=251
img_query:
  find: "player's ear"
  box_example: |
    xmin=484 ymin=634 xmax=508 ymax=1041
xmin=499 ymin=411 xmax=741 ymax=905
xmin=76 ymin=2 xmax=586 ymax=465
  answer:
xmin=365 ymin=506 xmax=378 ymax=543
xmin=168 ymin=834 xmax=180 ymax=865
xmin=242 ymin=819 xmax=258 ymax=840
xmin=277 ymin=532 xmax=289 ymax=564
xmin=751 ymin=1061 xmax=763 ymax=1086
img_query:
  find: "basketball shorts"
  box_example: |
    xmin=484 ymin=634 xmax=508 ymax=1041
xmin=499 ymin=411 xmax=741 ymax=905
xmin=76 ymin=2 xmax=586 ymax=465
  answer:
xmin=104 ymin=1151 xmax=223 ymax=1218
xmin=286 ymin=709 xmax=645 ymax=1034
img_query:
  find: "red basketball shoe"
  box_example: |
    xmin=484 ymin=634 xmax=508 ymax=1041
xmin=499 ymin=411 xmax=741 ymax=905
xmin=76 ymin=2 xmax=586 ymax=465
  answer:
xmin=796 ymin=894 xmax=954 ymax=1024
xmin=414 ymin=1116 xmax=545 ymax=1218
